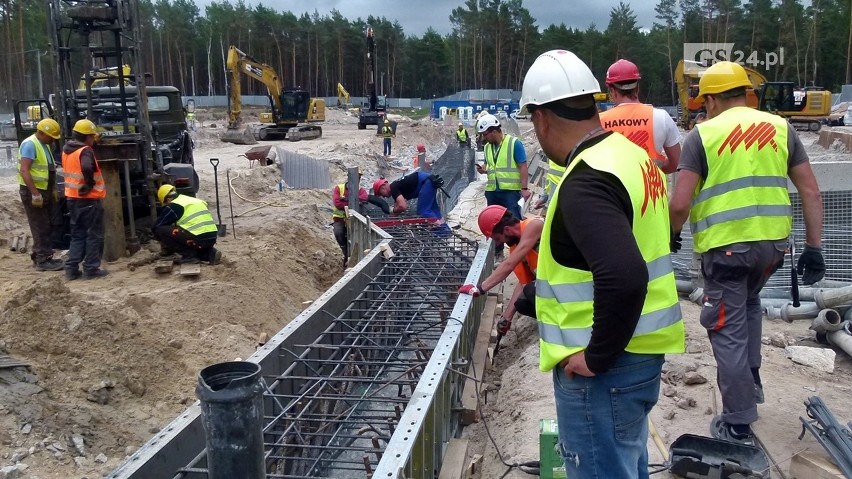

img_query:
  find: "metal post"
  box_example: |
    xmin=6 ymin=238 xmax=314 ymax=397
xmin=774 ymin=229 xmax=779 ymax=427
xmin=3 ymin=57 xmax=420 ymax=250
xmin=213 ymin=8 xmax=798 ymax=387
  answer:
xmin=36 ymin=51 xmax=43 ymax=98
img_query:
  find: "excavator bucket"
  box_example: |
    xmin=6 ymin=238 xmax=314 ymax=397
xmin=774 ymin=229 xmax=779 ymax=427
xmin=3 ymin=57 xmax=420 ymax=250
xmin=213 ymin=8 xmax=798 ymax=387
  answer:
xmin=220 ymin=126 xmax=257 ymax=145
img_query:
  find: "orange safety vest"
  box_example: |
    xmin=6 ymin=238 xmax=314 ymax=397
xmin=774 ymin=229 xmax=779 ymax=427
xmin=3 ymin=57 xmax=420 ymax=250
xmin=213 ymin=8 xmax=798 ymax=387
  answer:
xmin=63 ymin=146 xmax=106 ymax=199
xmin=599 ymin=103 xmax=664 ymax=162
xmin=510 ymin=217 xmax=541 ymax=285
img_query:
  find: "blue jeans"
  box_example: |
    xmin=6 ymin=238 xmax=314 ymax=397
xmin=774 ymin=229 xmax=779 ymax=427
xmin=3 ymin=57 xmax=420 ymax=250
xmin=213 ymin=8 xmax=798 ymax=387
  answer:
xmin=66 ymin=199 xmax=105 ymax=274
xmin=552 ymin=352 xmax=664 ymax=479
xmin=383 ymin=138 xmax=392 ymax=155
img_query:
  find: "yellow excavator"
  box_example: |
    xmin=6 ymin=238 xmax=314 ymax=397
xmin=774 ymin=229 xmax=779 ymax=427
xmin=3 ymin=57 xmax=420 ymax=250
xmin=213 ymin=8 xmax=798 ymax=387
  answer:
xmin=221 ymin=46 xmax=323 ymax=144
xmin=675 ymin=60 xmax=830 ymax=131
xmin=337 ymin=83 xmax=351 ymax=108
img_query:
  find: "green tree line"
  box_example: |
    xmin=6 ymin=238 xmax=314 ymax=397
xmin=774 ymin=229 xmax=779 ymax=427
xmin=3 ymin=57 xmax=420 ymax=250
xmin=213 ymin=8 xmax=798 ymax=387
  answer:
xmin=2 ymin=0 xmax=852 ymax=112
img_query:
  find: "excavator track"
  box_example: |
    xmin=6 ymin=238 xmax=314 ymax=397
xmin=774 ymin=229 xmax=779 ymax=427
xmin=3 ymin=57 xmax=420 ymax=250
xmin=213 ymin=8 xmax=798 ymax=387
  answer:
xmin=285 ymin=125 xmax=322 ymax=141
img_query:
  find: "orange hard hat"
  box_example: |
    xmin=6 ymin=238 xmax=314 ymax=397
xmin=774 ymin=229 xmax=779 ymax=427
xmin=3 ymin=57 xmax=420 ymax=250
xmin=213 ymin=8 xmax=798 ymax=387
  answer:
xmin=478 ymin=205 xmax=507 ymax=238
xmin=373 ymin=178 xmax=389 ymax=195
xmin=417 ymin=144 xmax=426 ymax=152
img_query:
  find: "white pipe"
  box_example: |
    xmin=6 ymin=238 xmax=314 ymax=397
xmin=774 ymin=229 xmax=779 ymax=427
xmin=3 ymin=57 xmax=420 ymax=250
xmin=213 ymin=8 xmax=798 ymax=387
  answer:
xmin=826 ymin=322 xmax=852 ymax=358
xmin=814 ymin=284 xmax=852 ymax=310
xmin=765 ymin=302 xmax=821 ymax=322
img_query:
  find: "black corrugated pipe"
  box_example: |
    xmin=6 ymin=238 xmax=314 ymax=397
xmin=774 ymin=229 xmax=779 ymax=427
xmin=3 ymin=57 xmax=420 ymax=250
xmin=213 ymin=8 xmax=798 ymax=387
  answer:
xmin=196 ymin=361 xmax=265 ymax=479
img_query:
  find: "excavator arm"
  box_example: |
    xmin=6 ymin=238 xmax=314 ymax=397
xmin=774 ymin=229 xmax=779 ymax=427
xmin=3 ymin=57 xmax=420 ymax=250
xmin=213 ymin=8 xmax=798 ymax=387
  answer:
xmin=337 ymin=83 xmax=350 ymax=107
xmin=226 ymin=46 xmax=284 ymax=128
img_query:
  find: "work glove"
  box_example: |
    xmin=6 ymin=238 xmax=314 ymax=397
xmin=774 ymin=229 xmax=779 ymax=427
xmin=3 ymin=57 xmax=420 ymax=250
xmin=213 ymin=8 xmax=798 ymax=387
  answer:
xmin=497 ymin=317 xmax=512 ymax=335
xmin=52 ymin=190 xmax=60 ymax=202
xmin=670 ymin=229 xmax=682 ymax=253
xmin=458 ymin=283 xmax=482 ymax=297
xmin=31 ymin=194 xmax=44 ymax=208
xmin=367 ymin=195 xmax=391 ymax=214
xmin=78 ymin=184 xmax=92 ymax=196
xmin=797 ymin=244 xmax=826 ymax=285
xmin=428 ymin=174 xmax=445 ymax=189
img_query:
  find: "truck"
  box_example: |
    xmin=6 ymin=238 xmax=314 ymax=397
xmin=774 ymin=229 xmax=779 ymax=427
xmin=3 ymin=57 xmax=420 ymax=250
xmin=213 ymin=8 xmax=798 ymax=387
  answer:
xmin=675 ymin=59 xmax=831 ymax=131
xmin=358 ymin=27 xmax=387 ymax=130
xmin=221 ymin=45 xmax=323 ymax=144
xmin=14 ymin=0 xmax=198 ymax=253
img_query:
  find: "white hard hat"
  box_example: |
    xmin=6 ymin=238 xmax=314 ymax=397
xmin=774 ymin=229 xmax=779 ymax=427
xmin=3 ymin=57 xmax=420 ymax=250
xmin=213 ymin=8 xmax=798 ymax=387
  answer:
xmin=520 ymin=50 xmax=600 ymax=112
xmin=476 ymin=114 xmax=500 ymax=134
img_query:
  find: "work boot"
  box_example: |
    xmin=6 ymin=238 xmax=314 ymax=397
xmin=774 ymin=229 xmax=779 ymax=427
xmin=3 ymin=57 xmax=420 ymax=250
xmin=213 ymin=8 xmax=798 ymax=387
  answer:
xmin=710 ymin=415 xmax=755 ymax=446
xmin=82 ymin=269 xmax=110 ymax=280
xmin=65 ymin=269 xmax=81 ymax=281
xmin=176 ymin=255 xmax=200 ymax=265
xmin=208 ymin=248 xmax=222 ymax=265
xmin=36 ymin=258 xmax=65 ymax=271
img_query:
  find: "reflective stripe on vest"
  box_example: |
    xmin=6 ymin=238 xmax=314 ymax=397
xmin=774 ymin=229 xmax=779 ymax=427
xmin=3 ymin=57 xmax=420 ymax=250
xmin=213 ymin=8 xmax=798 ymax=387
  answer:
xmin=17 ymin=135 xmax=51 ymax=190
xmin=383 ymin=126 xmax=393 ymax=138
xmin=690 ymin=107 xmax=792 ymax=253
xmin=172 ymin=195 xmax=218 ymax=235
xmin=484 ymin=134 xmax=521 ymax=191
xmin=535 ymin=133 xmax=684 ymax=372
xmin=600 ymin=103 xmax=664 ymax=161
xmin=545 ymin=159 xmax=566 ymax=198
xmin=511 ymin=217 xmax=541 ymax=285
xmin=456 ymin=129 xmax=468 ymax=142
xmin=62 ymin=146 xmax=106 ymax=199
xmin=332 ymin=184 xmax=346 ymax=219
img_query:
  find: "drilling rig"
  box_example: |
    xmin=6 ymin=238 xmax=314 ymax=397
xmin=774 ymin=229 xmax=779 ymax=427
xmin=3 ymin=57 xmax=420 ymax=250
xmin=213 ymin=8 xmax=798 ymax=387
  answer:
xmin=358 ymin=27 xmax=387 ymax=130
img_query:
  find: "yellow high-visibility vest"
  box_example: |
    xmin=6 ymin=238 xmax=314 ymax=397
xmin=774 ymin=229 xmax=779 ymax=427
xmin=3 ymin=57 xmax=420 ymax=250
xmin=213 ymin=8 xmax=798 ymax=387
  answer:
xmin=17 ymin=134 xmax=52 ymax=190
xmin=173 ymin=195 xmax=218 ymax=235
xmin=484 ymin=134 xmax=521 ymax=192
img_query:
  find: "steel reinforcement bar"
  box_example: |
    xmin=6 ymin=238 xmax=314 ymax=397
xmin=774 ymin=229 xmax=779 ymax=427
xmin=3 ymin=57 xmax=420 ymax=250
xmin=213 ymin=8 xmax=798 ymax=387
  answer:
xmin=109 ymin=212 xmax=492 ymax=479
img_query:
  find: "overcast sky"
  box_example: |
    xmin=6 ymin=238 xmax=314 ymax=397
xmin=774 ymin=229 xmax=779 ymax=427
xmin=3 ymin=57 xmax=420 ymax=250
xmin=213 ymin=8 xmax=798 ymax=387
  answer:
xmin=197 ymin=1 xmax=657 ymax=36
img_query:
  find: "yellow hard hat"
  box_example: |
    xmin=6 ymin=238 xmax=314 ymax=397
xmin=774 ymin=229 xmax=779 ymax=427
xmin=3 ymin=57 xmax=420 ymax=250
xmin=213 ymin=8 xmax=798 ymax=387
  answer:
xmin=157 ymin=184 xmax=176 ymax=204
xmin=37 ymin=118 xmax=61 ymax=139
xmin=697 ymin=61 xmax=752 ymax=101
xmin=72 ymin=119 xmax=98 ymax=136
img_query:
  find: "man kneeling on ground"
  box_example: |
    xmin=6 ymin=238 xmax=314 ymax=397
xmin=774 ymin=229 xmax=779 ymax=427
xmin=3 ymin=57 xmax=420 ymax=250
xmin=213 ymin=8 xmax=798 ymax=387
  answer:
xmin=153 ymin=184 xmax=221 ymax=265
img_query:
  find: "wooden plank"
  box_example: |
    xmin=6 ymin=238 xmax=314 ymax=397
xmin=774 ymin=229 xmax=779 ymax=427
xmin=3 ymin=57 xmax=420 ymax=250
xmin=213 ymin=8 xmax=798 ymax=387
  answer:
xmin=437 ymin=438 xmax=470 ymax=479
xmin=179 ymin=263 xmax=201 ymax=276
xmin=460 ymin=296 xmax=497 ymax=425
xmin=154 ymin=260 xmax=174 ymax=274
xmin=790 ymin=450 xmax=844 ymax=479
xmin=100 ymin=161 xmax=126 ymax=262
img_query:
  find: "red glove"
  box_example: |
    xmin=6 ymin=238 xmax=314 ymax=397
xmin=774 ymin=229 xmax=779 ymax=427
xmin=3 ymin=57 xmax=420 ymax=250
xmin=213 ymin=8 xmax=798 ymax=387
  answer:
xmin=458 ymin=284 xmax=481 ymax=297
xmin=497 ymin=317 xmax=512 ymax=335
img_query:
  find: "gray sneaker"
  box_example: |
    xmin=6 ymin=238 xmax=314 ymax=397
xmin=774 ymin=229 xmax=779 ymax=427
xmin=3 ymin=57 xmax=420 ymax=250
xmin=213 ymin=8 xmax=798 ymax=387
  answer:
xmin=36 ymin=258 xmax=65 ymax=271
xmin=710 ymin=415 xmax=755 ymax=446
xmin=754 ymin=384 xmax=765 ymax=404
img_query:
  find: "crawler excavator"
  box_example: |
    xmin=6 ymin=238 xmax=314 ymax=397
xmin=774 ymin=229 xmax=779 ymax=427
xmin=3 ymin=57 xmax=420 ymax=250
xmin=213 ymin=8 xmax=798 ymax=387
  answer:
xmin=675 ymin=60 xmax=830 ymax=131
xmin=221 ymin=46 xmax=323 ymax=144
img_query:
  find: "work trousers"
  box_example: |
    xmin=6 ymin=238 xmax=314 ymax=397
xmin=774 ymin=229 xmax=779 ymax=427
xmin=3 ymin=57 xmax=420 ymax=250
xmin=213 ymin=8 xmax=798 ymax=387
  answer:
xmin=383 ymin=138 xmax=392 ymax=156
xmin=515 ymin=283 xmax=536 ymax=318
xmin=332 ymin=220 xmax=348 ymax=259
xmin=484 ymin=189 xmax=522 ymax=255
xmin=19 ymin=175 xmax=56 ymax=264
xmin=553 ymin=353 xmax=664 ymax=479
xmin=414 ymin=172 xmax=443 ymax=220
xmin=700 ymin=240 xmax=786 ymax=426
xmin=153 ymin=225 xmax=216 ymax=261
xmin=66 ymin=199 xmax=105 ymax=275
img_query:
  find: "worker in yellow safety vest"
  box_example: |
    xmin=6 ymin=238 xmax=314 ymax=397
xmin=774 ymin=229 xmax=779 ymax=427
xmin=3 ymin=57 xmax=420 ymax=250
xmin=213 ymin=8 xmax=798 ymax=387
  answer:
xmin=521 ymin=49 xmax=684 ymax=477
xmin=331 ymin=177 xmax=388 ymax=269
xmin=669 ymin=61 xmax=824 ymax=446
xmin=455 ymin=122 xmax=469 ymax=147
xmin=18 ymin=118 xmax=64 ymax=271
xmin=153 ymin=184 xmax=222 ymax=265
xmin=62 ymin=119 xmax=109 ymax=280
xmin=382 ymin=118 xmax=394 ymax=156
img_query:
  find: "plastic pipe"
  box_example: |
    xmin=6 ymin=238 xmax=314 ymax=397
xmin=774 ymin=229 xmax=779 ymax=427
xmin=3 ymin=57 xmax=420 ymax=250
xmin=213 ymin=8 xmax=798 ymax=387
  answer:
xmin=811 ymin=309 xmax=844 ymax=334
xmin=765 ymin=302 xmax=821 ymax=322
xmin=814 ymin=284 xmax=852 ymax=310
xmin=826 ymin=322 xmax=852 ymax=358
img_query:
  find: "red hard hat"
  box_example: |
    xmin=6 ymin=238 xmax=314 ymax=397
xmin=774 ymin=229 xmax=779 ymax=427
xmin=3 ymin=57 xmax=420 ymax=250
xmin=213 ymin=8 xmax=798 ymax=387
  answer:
xmin=478 ymin=205 xmax=507 ymax=238
xmin=605 ymin=59 xmax=641 ymax=86
xmin=373 ymin=178 xmax=389 ymax=195
xmin=417 ymin=144 xmax=426 ymax=152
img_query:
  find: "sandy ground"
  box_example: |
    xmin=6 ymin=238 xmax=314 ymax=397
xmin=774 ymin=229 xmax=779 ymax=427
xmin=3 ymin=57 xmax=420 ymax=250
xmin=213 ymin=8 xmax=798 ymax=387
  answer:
xmin=1 ymin=110 xmax=851 ymax=478
xmin=0 ymin=108 xmax=460 ymax=478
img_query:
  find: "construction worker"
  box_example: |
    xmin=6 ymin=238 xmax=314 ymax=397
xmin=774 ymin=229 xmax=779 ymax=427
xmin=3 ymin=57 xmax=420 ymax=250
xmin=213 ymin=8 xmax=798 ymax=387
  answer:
xmin=669 ymin=61 xmax=824 ymax=446
xmin=17 ymin=118 xmax=64 ymax=271
xmin=331 ymin=179 xmax=389 ymax=268
xmin=373 ymin=172 xmax=450 ymax=235
xmin=381 ymin=118 xmax=394 ymax=156
xmin=599 ymin=59 xmax=682 ymax=174
xmin=412 ymin=144 xmax=428 ymax=171
xmin=521 ymin=49 xmax=684 ymax=477
xmin=458 ymin=205 xmax=543 ymax=332
xmin=62 ymin=119 xmax=109 ymax=280
xmin=533 ymin=156 xmax=566 ymax=210
xmin=476 ymin=113 xmax=529 ymax=257
xmin=455 ymin=122 xmax=469 ymax=147
xmin=153 ymin=184 xmax=221 ymax=265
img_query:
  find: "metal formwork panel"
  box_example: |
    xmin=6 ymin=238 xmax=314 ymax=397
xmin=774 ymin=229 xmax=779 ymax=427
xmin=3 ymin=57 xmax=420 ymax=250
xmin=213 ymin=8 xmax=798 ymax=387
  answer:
xmin=277 ymin=147 xmax=331 ymax=189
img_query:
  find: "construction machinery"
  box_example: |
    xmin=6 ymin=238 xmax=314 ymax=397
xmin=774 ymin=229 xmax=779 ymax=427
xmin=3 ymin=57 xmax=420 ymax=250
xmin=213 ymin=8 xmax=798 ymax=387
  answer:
xmin=358 ymin=27 xmax=387 ymax=130
xmin=14 ymin=0 xmax=197 ymax=257
xmin=675 ymin=60 xmax=831 ymax=131
xmin=337 ymin=82 xmax=352 ymax=108
xmin=222 ymin=46 xmax=323 ymax=144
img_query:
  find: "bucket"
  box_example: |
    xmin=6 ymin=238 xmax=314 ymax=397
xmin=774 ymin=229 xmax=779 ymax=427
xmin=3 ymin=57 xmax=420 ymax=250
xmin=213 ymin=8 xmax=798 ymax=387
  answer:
xmin=196 ymin=361 xmax=265 ymax=479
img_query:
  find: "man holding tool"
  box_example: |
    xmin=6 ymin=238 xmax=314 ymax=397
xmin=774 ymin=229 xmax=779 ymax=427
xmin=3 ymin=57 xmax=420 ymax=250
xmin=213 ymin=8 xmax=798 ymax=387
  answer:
xmin=373 ymin=172 xmax=450 ymax=236
xmin=670 ymin=61 xmax=824 ymax=445
xmin=153 ymin=184 xmax=221 ymax=265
